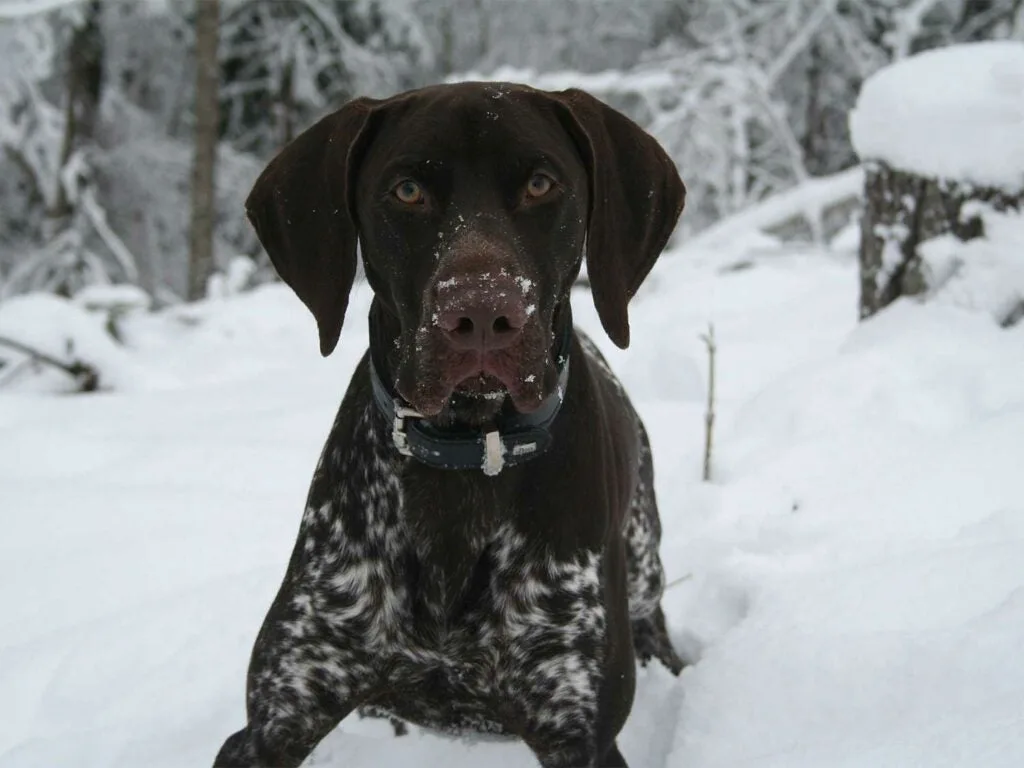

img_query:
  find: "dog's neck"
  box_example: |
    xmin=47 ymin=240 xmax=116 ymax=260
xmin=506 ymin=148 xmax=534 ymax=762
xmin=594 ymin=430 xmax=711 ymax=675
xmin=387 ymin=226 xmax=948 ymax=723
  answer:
xmin=367 ymin=299 xmax=572 ymax=474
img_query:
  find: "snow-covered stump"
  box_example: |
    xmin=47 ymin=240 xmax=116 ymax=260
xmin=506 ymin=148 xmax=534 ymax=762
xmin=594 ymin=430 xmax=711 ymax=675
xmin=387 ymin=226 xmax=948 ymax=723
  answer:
xmin=850 ymin=42 xmax=1024 ymax=324
xmin=857 ymin=163 xmax=1021 ymax=318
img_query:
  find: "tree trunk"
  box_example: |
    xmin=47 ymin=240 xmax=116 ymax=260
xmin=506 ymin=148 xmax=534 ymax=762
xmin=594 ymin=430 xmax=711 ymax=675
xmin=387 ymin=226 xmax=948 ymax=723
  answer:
xmin=801 ymin=39 xmax=822 ymax=176
xmin=50 ymin=0 xmax=104 ymax=225
xmin=476 ymin=0 xmax=490 ymax=62
xmin=439 ymin=4 xmax=454 ymax=74
xmin=858 ymin=161 xmax=1022 ymax=320
xmin=188 ymin=0 xmax=221 ymax=301
xmin=274 ymin=57 xmax=295 ymax=149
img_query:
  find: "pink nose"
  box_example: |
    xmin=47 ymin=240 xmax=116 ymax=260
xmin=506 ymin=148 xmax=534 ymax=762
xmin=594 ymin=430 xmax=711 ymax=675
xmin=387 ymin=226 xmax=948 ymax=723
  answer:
xmin=436 ymin=299 xmax=527 ymax=352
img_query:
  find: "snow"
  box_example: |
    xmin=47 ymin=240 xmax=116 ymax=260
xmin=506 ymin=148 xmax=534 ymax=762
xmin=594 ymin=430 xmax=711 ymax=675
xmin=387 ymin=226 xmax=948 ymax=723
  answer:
xmin=920 ymin=205 xmax=1024 ymax=325
xmin=849 ymin=41 xmax=1024 ymax=190
xmin=0 ymin=0 xmax=85 ymax=20
xmin=3 ymin=229 xmax=1024 ymax=766
xmin=448 ymin=65 xmax=676 ymax=96
xmin=683 ymin=166 xmax=864 ymax=253
xmin=72 ymin=284 xmax=151 ymax=311
xmin=0 ymin=294 xmax=164 ymax=393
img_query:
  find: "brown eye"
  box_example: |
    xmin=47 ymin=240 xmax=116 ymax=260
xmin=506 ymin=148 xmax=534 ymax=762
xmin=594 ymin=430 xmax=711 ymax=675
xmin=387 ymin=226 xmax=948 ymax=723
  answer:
xmin=525 ymin=173 xmax=554 ymax=199
xmin=394 ymin=179 xmax=424 ymax=204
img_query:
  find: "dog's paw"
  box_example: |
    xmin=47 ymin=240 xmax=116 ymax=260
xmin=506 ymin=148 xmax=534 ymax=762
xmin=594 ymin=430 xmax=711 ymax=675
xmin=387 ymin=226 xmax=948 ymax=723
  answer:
xmin=632 ymin=607 xmax=686 ymax=676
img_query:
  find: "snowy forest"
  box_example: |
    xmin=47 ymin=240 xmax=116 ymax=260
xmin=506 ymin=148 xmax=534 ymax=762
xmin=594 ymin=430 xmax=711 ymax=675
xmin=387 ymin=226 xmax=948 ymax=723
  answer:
xmin=1 ymin=0 xmax=1022 ymax=307
xmin=3 ymin=2 xmax=1024 ymax=767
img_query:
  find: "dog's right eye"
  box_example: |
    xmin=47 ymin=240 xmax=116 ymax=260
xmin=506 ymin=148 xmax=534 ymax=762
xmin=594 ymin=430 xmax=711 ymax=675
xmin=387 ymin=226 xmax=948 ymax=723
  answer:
xmin=393 ymin=180 xmax=425 ymax=205
xmin=525 ymin=173 xmax=554 ymax=199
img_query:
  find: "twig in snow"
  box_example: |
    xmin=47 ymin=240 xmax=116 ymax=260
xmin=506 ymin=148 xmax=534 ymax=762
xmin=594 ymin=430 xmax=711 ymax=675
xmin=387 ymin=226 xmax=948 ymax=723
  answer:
xmin=0 ymin=335 xmax=100 ymax=392
xmin=0 ymin=356 xmax=33 ymax=389
xmin=663 ymin=573 xmax=693 ymax=593
xmin=700 ymin=324 xmax=717 ymax=482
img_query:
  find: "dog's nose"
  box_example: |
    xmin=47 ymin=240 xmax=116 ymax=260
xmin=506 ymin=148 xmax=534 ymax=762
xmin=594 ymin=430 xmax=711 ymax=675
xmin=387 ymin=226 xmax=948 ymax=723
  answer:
xmin=436 ymin=299 xmax=527 ymax=352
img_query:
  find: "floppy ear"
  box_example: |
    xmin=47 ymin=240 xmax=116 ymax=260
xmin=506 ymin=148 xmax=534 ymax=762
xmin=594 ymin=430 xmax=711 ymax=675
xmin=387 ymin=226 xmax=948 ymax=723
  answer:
xmin=245 ymin=98 xmax=378 ymax=356
xmin=549 ymin=89 xmax=685 ymax=349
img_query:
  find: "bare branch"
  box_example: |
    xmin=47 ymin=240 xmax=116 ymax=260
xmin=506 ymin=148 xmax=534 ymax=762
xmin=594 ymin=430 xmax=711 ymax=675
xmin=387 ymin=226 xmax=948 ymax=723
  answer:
xmin=886 ymin=0 xmax=947 ymax=59
xmin=700 ymin=323 xmax=717 ymax=483
xmin=763 ymin=0 xmax=839 ymax=89
xmin=0 ymin=334 xmax=99 ymax=391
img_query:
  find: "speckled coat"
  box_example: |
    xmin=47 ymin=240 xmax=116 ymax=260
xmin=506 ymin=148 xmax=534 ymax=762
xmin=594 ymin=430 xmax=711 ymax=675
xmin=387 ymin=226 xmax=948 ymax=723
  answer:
xmin=213 ymin=81 xmax=686 ymax=768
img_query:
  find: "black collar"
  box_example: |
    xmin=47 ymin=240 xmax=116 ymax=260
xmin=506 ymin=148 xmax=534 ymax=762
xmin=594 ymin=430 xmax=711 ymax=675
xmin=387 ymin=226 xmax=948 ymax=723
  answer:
xmin=369 ymin=324 xmax=572 ymax=476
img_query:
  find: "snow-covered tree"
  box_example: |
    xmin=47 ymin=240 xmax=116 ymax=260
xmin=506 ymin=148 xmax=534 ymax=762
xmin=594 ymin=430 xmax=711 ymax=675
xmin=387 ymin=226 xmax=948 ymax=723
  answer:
xmin=2 ymin=0 xmax=1022 ymax=301
xmin=189 ymin=0 xmax=221 ymax=301
xmin=0 ymin=0 xmax=435 ymax=302
xmin=0 ymin=0 xmax=139 ymax=298
xmin=219 ymin=0 xmax=435 ymax=155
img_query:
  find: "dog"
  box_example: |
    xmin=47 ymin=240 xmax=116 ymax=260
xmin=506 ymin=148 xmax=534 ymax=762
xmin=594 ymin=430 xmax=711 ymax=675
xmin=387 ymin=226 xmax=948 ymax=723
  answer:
xmin=214 ymin=81 xmax=686 ymax=768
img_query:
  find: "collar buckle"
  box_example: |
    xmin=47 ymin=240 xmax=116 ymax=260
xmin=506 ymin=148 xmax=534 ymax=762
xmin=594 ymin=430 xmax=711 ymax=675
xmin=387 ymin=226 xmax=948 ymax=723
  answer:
xmin=392 ymin=401 xmax=424 ymax=457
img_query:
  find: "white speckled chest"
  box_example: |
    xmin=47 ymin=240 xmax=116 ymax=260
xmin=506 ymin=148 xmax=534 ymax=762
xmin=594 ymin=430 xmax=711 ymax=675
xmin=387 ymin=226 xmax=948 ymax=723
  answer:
xmin=270 ymin=407 xmax=606 ymax=738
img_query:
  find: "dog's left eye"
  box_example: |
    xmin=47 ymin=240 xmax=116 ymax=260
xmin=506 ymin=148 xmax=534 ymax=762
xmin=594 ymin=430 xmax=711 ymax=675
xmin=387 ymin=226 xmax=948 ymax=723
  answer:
xmin=525 ymin=173 xmax=554 ymax=199
xmin=393 ymin=179 xmax=425 ymax=205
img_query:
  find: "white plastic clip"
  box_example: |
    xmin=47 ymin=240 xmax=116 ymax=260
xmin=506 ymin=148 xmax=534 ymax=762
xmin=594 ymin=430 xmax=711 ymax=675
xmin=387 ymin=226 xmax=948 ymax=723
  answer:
xmin=392 ymin=401 xmax=424 ymax=457
xmin=482 ymin=430 xmax=505 ymax=476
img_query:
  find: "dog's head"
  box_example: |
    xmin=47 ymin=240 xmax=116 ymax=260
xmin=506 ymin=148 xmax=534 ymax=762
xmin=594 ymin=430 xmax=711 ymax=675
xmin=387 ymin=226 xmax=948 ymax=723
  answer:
xmin=245 ymin=82 xmax=684 ymax=420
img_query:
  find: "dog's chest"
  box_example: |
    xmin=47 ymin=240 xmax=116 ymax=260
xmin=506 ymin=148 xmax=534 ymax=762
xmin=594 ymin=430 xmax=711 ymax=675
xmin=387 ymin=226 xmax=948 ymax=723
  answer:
xmin=296 ymin=406 xmax=606 ymax=735
xmin=355 ymin=523 xmax=602 ymax=734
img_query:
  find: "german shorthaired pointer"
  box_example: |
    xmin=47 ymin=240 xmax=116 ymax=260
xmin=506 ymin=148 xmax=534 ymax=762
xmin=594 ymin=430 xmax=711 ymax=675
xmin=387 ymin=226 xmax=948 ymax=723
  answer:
xmin=214 ymin=82 xmax=686 ymax=768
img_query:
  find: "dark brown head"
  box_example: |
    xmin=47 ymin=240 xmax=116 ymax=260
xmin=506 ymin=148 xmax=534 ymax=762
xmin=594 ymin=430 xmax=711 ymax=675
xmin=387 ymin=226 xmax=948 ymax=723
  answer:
xmin=245 ymin=82 xmax=685 ymax=423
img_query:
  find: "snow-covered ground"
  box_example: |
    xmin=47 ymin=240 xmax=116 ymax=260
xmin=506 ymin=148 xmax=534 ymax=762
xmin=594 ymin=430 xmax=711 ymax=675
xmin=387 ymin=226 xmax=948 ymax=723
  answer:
xmin=2 ymin=227 xmax=1024 ymax=767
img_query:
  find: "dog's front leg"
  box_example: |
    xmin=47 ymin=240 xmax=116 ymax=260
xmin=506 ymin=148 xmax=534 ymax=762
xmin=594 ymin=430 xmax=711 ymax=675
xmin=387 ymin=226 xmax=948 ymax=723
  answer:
xmin=516 ymin=632 xmax=603 ymax=766
xmin=526 ymin=733 xmax=599 ymax=768
xmin=520 ymin=672 xmax=631 ymax=768
xmin=215 ymin=398 xmax=404 ymax=767
xmin=213 ymin=572 xmax=375 ymax=767
xmin=499 ymin=544 xmax=631 ymax=768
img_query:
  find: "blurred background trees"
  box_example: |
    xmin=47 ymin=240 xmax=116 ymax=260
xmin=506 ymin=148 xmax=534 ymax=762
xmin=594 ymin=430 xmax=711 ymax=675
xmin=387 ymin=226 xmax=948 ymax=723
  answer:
xmin=1 ymin=0 xmax=1021 ymax=305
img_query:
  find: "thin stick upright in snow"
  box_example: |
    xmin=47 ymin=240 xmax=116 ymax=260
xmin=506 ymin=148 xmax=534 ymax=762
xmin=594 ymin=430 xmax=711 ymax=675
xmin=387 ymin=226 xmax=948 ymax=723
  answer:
xmin=701 ymin=324 xmax=716 ymax=482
